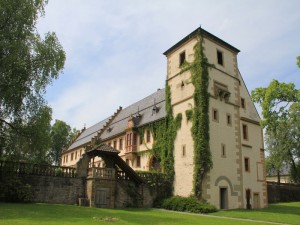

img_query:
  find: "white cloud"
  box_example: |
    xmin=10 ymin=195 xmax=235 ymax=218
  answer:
xmin=38 ymin=0 xmax=300 ymax=128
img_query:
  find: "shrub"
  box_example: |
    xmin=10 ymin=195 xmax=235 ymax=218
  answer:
xmin=0 ymin=175 xmax=33 ymax=202
xmin=161 ymin=196 xmax=217 ymax=214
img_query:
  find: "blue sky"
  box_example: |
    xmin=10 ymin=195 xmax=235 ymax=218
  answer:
xmin=38 ymin=0 xmax=300 ymax=129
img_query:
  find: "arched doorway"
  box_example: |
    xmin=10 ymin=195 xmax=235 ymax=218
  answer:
xmin=149 ymin=156 xmax=161 ymax=172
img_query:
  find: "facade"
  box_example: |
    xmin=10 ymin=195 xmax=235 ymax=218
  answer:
xmin=61 ymin=27 xmax=267 ymax=209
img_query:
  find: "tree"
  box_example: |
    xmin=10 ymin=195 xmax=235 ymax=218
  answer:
xmin=0 ymin=0 xmax=65 ymax=160
xmin=1 ymin=106 xmax=52 ymax=163
xmin=297 ymin=56 xmax=300 ymax=68
xmin=251 ymin=80 xmax=300 ymax=183
xmin=49 ymin=120 xmax=78 ymax=165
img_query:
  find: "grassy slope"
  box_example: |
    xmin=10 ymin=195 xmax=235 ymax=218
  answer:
xmin=213 ymin=202 xmax=300 ymax=225
xmin=0 ymin=203 xmax=270 ymax=225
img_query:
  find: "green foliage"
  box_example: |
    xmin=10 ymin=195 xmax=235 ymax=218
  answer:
xmin=136 ymin=86 xmax=182 ymax=182
xmin=0 ymin=0 xmax=65 ymax=162
xmin=137 ymin=171 xmax=172 ymax=205
xmin=185 ymin=109 xmax=193 ymax=122
xmin=297 ymin=56 xmax=300 ymax=68
xmin=161 ymin=196 xmax=217 ymax=214
xmin=1 ymin=106 xmax=52 ymax=163
xmin=251 ymin=80 xmax=299 ymax=130
xmin=252 ymin=80 xmax=300 ymax=183
xmin=0 ymin=175 xmax=33 ymax=203
xmin=49 ymin=120 xmax=76 ymax=165
xmin=180 ymin=32 xmax=214 ymax=198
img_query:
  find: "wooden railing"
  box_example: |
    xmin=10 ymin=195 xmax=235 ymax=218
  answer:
xmin=0 ymin=160 xmax=77 ymax=178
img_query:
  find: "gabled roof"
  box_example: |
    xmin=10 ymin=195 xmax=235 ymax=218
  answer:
xmin=163 ymin=26 xmax=240 ymax=56
xmin=67 ymin=117 xmax=110 ymax=150
xmin=66 ymin=88 xmax=166 ymax=151
xmin=101 ymin=88 xmax=165 ymax=140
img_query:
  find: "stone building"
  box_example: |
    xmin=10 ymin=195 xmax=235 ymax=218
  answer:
xmin=61 ymin=27 xmax=267 ymax=209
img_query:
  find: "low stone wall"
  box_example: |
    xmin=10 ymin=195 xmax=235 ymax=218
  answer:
xmin=25 ymin=175 xmax=85 ymax=205
xmin=267 ymin=182 xmax=300 ymax=203
xmin=0 ymin=161 xmax=170 ymax=208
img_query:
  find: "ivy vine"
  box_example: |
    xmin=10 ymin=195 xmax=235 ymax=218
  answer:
xmin=180 ymin=32 xmax=214 ymax=199
xmin=185 ymin=109 xmax=193 ymax=122
xmin=136 ymin=85 xmax=182 ymax=182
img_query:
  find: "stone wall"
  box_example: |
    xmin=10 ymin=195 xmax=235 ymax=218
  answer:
xmin=0 ymin=175 xmax=86 ymax=204
xmin=21 ymin=175 xmax=85 ymax=205
xmin=267 ymin=182 xmax=300 ymax=203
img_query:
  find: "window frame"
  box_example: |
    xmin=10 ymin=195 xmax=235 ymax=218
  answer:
xmin=212 ymin=108 xmax=219 ymax=122
xmin=242 ymin=124 xmax=248 ymax=140
xmin=146 ymin=130 xmax=151 ymax=143
xmin=226 ymin=113 xmax=232 ymax=126
xmin=179 ymin=51 xmax=186 ymax=66
xmin=217 ymin=49 xmax=224 ymax=66
xmin=221 ymin=144 xmax=226 ymax=158
xmin=244 ymin=157 xmax=250 ymax=172
xmin=119 ymin=138 xmax=123 ymax=150
xmin=241 ymin=98 xmax=246 ymax=109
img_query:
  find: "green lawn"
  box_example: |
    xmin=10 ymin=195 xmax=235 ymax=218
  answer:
xmin=213 ymin=202 xmax=300 ymax=225
xmin=0 ymin=202 xmax=299 ymax=225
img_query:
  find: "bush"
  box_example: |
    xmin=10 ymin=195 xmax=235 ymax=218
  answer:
xmin=0 ymin=175 xmax=33 ymax=202
xmin=161 ymin=196 xmax=217 ymax=214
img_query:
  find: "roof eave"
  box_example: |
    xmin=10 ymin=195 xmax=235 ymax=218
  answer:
xmin=163 ymin=27 xmax=240 ymax=56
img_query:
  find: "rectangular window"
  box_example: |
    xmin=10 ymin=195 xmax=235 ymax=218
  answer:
xmin=80 ymin=149 xmax=82 ymax=156
xmin=66 ymin=155 xmax=68 ymax=163
xmin=133 ymin=133 xmax=137 ymax=145
xmin=212 ymin=108 xmax=219 ymax=122
xmin=126 ymin=159 xmax=129 ymax=165
xmin=221 ymin=144 xmax=226 ymax=157
xmin=113 ymin=140 xmax=117 ymax=149
xmin=126 ymin=133 xmax=132 ymax=146
xmin=241 ymin=98 xmax=246 ymax=109
xmin=227 ymin=113 xmax=232 ymax=126
xmin=179 ymin=51 xmax=186 ymax=66
xmin=146 ymin=130 xmax=151 ymax=143
xmin=217 ymin=50 xmax=224 ymax=66
xmin=119 ymin=138 xmax=123 ymax=150
xmin=136 ymin=156 xmax=141 ymax=167
xmin=75 ymin=151 xmax=77 ymax=160
xmin=108 ymin=142 xmax=111 ymax=147
xmin=242 ymin=124 xmax=248 ymax=140
xmin=182 ymin=145 xmax=186 ymax=157
xmin=245 ymin=157 xmax=250 ymax=172
xmin=71 ymin=153 xmax=74 ymax=161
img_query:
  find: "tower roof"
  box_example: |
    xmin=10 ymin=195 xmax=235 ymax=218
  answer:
xmin=163 ymin=27 xmax=240 ymax=56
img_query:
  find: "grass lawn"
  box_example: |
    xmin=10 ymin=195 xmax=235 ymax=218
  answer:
xmin=213 ymin=202 xmax=300 ymax=225
xmin=0 ymin=202 xmax=299 ymax=225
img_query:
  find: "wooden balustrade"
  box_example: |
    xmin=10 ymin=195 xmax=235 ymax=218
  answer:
xmin=0 ymin=160 xmax=77 ymax=178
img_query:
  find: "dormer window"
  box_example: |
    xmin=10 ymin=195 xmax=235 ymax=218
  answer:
xmin=179 ymin=51 xmax=186 ymax=66
xmin=214 ymin=82 xmax=230 ymax=102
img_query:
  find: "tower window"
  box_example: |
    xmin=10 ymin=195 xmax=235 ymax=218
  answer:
xmin=217 ymin=50 xmax=224 ymax=66
xmin=241 ymin=98 xmax=246 ymax=109
xmin=245 ymin=157 xmax=250 ymax=172
xmin=119 ymin=138 xmax=123 ymax=150
xmin=212 ymin=108 xmax=219 ymax=122
xmin=242 ymin=124 xmax=248 ymax=140
xmin=182 ymin=145 xmax=186 ymax=157
xmin=179 ymin=51 xmax=186 ymax=66
xmin=227 ymin=113 xmax=232 ymax=126
xmin=221 ymin=144 xmax=226 ymax=157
